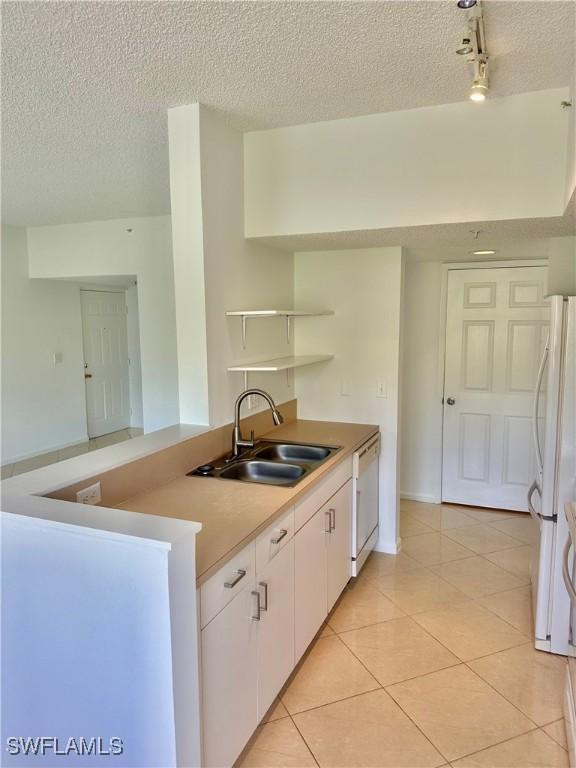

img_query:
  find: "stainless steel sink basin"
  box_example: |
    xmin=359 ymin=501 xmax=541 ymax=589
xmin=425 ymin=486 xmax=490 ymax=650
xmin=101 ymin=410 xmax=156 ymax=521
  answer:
xmin=219 ymin=460 xmax=306 ymax=485
xmin=254 ymin=443 xmax=332 ymax=463
xmin=188 ymin=439 xmax=341 ymax=487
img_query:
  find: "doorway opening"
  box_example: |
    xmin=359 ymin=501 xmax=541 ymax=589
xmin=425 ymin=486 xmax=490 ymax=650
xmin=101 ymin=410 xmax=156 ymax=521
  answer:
xmin=80 ymin=285 xmax=143 ymax=440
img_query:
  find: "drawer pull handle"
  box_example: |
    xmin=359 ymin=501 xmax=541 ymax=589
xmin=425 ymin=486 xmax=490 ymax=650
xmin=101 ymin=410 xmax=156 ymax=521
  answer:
xmin=251 ymin=590 xmax=261 ymax=621
xmin=325 ymin=509 xmax=332 ymax=533
xmin=224 ymin=568 xmax=246 ymax=589
xmin=259 ymin=581 xmax=268 ymax=611
xmin=271 ymin=529 xmax=288 ymax=545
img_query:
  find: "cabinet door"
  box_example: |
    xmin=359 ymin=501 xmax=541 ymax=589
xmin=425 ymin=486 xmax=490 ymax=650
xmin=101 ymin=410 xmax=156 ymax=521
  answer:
xmin=294 ymin=506 xmax=329 ymax=661
xmin=327 ymin=480 xmax=353 ymax=611
xmin=201 ymin=583 xmax=259 ymax=767
xmin=257 ymin=539 xmax=295 ymax=720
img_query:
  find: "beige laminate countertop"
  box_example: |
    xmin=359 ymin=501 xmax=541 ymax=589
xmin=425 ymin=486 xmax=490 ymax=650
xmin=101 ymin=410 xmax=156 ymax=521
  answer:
xmin=117 ymin=419 xmax=378 ymax=584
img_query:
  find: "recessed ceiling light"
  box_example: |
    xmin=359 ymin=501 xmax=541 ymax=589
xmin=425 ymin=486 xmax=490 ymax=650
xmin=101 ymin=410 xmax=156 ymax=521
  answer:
xmin=471 ymin=250 xmax=497 ymax=255
xmin=457 ymin=0 xmax=477 ymax=8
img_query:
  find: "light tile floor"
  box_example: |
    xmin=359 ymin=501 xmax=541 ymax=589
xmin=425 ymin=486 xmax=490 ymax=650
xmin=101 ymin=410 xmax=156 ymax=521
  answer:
xmin=237 ymin=500 xmax=569 ymax=768
xmin=1 ymin=428 xmax=143 ymax=479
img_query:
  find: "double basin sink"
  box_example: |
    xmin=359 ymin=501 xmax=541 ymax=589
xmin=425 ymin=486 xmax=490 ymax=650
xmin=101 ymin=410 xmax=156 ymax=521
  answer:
xmin=189 ymin=440 xmax=341 ymax=487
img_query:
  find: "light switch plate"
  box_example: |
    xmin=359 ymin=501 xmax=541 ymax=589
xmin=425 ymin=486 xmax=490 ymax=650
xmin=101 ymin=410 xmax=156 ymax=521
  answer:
xmin=376 ymin=381 xmax=387 ymax=398
xmin=76 ymin=482 xmax=102 ymax=505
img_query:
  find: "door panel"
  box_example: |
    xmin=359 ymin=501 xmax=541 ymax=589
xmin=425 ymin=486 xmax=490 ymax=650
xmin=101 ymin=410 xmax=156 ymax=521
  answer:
xmin=327 ymin=481 xmax=353 ymax=611
xmin=257 ymin=540 xmax=294 ymax=720
xmin=294 ymin=508 xmax=327 ymax=662
xmin=442 ymin=266 xmax=549 ymax=511
xmin=201 ymin=583 xmax=258 ymax=768
xmin=81 ymin=291 xmax=130 ymax=438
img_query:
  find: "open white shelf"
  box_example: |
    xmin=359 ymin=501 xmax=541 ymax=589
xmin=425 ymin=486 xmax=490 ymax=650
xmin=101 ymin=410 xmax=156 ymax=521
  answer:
xmin=225 ymin=310 xmax=333 ymax=318
xmin=227 ymin=354 xmax=333 ymax=390
xmin=227 ymin=354 xmax=333 ymax=372
xmin=226 ymin=309 xmax=334 ymax=346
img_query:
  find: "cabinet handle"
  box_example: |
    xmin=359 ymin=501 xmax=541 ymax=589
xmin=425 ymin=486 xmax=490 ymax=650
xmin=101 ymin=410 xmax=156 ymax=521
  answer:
xmin=325 ymin=510 xmax=332 ymax=533
xmin=259 ymin=581 xmax=268 ymax=611
xmin=224 ymin=568 xmax=246 ymax=589
xmin=251 ymin=590 xmax=261 ymax=621
xmin=329 ymin=508 xmax=336 ymax=531
xmin=271 ymin=529 xmax=288 ymax=545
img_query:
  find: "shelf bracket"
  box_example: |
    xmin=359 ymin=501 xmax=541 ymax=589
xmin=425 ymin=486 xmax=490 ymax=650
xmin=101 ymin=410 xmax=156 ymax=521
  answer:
xmin=241 ymin=315 xmax=247 ymax=349
xmin=286 ymin=316 xmax=292 ymax=345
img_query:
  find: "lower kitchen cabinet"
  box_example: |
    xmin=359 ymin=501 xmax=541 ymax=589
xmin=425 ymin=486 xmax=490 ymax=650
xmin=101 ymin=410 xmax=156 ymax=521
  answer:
xmin=256 ymin=539 xmax=295 ymax=720
xmin=201 ymin=581 xmax=259 ymax=768
xmin=294 ymin=502 xmax=329 ymax=662
xmin=327 ymin=480 xmax=353 ymax=611
xmin=201 ymin=456 xmax=360 ymax=767
xmin=201 ymin=529 xmax=295 ymax=766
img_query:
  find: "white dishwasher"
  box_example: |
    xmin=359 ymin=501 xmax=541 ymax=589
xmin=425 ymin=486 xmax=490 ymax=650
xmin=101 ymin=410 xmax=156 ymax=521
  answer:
xmin=351 ymin=435 xmax=380 ymax=576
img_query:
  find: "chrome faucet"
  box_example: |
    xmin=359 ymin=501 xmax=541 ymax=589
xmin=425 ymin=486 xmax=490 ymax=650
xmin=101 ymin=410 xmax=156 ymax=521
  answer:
xmin=231 ymin=388 xmax=284 ymax=459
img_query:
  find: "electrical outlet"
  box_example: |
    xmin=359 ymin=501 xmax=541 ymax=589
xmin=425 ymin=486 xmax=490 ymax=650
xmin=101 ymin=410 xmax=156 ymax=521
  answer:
xmin=76 ymin=482 xmax=102 ymax=505
xmin=376 ymin=381 xmax=387 ymax=398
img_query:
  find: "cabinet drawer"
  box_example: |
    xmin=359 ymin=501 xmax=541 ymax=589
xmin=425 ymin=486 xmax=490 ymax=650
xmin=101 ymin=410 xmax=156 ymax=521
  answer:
xmin=256 ymin=507 xmax=295 ymax=573
xmin=200 ymin=542 xmax=256 ymax=629
xmin=294 ymin=457 xmax=353 ymax=532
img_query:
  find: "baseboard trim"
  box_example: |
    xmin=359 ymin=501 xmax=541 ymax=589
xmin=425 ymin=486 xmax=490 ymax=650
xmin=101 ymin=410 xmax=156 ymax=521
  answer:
xmin=2 ymin=436 xmax=90 ymax=466
xmin=401 ymin=491 xmax=441 ymax=504
xmin=375 ymin=537 xmax=401 ymax=555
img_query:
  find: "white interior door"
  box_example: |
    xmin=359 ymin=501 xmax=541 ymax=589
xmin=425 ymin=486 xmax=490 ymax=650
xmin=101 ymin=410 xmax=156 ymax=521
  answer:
xmin=81 ymin=290 xmax=130 ymax=438
xmin=442 ymin=266 xmax=548 ymax=511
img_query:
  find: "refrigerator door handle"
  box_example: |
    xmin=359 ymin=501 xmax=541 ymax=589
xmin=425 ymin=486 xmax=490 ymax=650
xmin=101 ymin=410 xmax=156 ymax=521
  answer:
xmin=527 ymin=480 xmax=542 ymax=525
xmin=563 ymin=538 xmax=576 ymax=606
xmin=532 ymin=338 xmax=549 ymax=482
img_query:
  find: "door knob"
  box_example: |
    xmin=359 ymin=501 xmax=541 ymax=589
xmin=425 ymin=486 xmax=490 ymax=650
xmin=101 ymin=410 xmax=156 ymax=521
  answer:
xmin=85 ymin=373 xmax=93 ymax=379
xmin=446 ymin=397 xmax=456 ymax=405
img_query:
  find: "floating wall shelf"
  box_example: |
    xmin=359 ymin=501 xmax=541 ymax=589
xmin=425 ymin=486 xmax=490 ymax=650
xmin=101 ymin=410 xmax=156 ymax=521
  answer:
xmin=226 ymin=309 xmax=334 ymax=347
xmin=227 ymin=354 xmax=334 ymax=390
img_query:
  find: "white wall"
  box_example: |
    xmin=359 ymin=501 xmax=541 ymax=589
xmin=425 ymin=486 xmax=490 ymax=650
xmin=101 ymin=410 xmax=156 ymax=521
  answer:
xmin=27 ymin=217 xmax=179 ymax=433
xmin=1 ymin=512 xmax=176 ymax=767
xmin=400 ymin=261 xmax=444 ymax=503
xmin=547 ymin=237 xmax=576 ymax=297
xmin=1 ymin=226 xmax=88 ymax=462
xmin=126 ymin=283 xmax=144 ymax=428
xmin=168 ymin=104 xmax=295 ymax=428
xmin=565 ymin=75 xmax=575 ymax=207
xmin=245 ymin=89 xmax=570 ymax=238
xmin=294 ymin=247 xmax=404 ymax=553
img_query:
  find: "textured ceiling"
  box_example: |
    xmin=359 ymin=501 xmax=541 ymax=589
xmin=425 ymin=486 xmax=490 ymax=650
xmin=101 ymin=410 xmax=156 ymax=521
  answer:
xmin=2 ymin=0 xmax=575 ymax=227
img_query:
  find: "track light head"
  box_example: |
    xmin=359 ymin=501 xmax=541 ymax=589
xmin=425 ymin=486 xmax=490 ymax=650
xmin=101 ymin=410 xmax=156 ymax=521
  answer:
xmin=457 ymin=0 xmax=477 ymax=8
xmin=470 ymin=78 xmax=488 ymax=101
xmin=456 ymin=31 xmax=473 ymax=55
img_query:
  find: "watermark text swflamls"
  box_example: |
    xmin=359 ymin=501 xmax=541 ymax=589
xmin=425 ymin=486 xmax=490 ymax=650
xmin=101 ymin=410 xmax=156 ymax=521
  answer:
xmin=6 ymin=737 xmax=124 ymax=757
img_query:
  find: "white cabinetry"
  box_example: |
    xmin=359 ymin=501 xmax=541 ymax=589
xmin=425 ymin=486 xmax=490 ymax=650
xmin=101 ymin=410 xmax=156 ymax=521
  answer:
xmin=201 ymin=582 xmax=259 ymax=768
xmin=200 ymin=453 xmax=365 ymax=767
xmin=294 ymin=474 xmax=353 ymax=660
xmin=257 ymin=539 xmax=295 ymax=719
xmin=294 ymin=504 xmax=329 ymax=662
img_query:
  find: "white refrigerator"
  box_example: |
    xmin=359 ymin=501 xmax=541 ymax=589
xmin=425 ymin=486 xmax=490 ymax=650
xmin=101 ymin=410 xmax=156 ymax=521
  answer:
xmin=530 ymin=296 xmax=576 ymax=655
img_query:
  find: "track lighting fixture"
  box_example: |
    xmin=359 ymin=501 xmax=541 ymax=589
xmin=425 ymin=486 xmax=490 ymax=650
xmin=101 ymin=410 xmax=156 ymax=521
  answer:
xmin=454 ymin=2 xmax=490 ymax=102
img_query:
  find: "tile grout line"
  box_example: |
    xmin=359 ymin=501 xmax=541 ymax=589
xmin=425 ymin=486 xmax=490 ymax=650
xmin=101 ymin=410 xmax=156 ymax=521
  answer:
xmin=328 ymin=629 xmax=453 ymax=765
